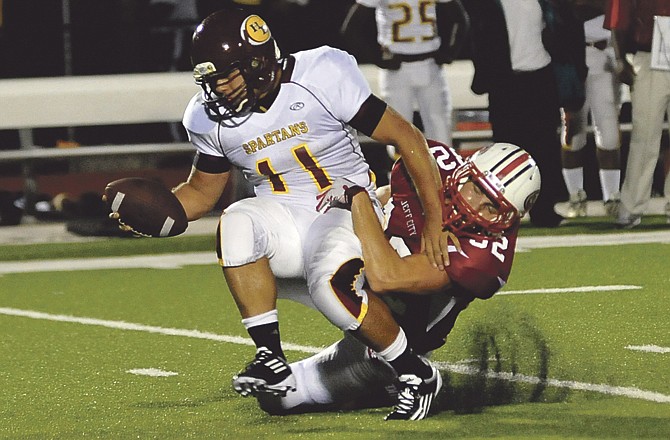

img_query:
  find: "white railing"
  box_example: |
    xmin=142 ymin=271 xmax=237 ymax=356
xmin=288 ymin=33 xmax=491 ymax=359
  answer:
xmin=0 ymin=61 xmax=489 ymax=163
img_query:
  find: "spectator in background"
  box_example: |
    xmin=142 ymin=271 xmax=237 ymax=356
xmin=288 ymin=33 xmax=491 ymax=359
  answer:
xmin=463 ymin=0 xmax=586 ymax=227
xmin=561 ymin=1 xmax=622 ymax=219
xmin=341 ymin=0 xmax=469 ymax=153
xmin=606 ymin=0 xmax=670 ymax=228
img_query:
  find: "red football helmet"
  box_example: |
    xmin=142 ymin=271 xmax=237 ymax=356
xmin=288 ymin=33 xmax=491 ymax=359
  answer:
xmin=443 ymin=143 xmax=541 ymax=237
xmin=191 ymin=9 xmax=281 ymax=122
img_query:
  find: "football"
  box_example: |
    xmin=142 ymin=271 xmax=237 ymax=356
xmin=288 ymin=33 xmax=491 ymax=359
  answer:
xmin=104 ymin=177 xmax=188 ymax=237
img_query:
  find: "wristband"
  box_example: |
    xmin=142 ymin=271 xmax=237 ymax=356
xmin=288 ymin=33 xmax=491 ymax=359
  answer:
xmin=344 ymin=185 xmax=366 ymax=206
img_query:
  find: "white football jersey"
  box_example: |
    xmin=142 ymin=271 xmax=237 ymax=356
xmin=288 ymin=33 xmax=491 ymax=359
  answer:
xmin=356 ymin=0 xmax=452 ymax=55
xmin=183 ymin=46 xmax=376 ymax=210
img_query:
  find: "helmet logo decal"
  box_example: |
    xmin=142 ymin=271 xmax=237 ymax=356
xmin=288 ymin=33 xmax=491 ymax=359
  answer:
xmin=193 ymin=61 xmax=217 ymax=81
xmin=241 ymin=15 xmax=271 ymax=46
xmin=524 ymin=190 xmax=540 ymax=212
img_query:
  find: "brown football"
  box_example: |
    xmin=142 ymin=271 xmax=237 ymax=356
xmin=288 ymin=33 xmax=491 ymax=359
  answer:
xmin=104 ymin=177 xmax=188 ymax=237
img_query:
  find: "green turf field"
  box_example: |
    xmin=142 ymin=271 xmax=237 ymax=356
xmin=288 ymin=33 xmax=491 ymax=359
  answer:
xmin=1 ymin=219 xmax=669 ymax=439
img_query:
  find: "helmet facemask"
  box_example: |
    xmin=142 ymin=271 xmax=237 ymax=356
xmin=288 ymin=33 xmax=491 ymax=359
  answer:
xmin=443 ymin=162 xmax=519 ymax=239
xmin=442 ymin=142 xmax=541 ymax=238
xmin=194 ymin=63 xmax=254 ymax=122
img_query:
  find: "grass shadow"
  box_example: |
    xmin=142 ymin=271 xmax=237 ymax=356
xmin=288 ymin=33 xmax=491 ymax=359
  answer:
xmin=435 ymin=309 xmax=570 ymax=415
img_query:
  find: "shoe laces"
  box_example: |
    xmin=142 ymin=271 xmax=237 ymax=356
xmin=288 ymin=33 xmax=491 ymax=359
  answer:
xmin=392 ymin=375 xmax=422 ymax=414
xmin=249 ymin=347 xmax=276 ymax=365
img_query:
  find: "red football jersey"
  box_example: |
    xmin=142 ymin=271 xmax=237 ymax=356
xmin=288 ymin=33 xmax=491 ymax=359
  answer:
xmin=385 ymin=140 xmax=518 ymax=300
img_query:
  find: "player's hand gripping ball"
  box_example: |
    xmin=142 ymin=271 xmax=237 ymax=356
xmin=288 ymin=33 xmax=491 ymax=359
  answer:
xmin=103 ymin=177 xmax=188 ymax=237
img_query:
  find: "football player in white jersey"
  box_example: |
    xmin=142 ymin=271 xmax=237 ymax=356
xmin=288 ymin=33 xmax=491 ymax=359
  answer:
xmin=169 ymin=8 xmax=454 ymax=420
xmin=560 ymin=8 xmax=622 ymax=218
xmin=257 ymin=142 xmax=541 ymax=418
xmin=342 ymin=0 xmax=469 ymax=150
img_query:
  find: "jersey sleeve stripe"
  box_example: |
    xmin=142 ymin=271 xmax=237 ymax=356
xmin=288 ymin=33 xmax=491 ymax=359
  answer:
xmin=348 ymin=94 xmax=387 ymax=137
xmin=194 ymin=151 xmax=231 ymax=174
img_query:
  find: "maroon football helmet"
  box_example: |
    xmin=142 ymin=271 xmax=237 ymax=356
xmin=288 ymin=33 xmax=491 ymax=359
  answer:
xmin=191 ymin=9 xmax=281 ymax=122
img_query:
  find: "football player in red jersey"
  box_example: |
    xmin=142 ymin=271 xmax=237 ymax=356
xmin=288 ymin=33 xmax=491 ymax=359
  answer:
xmin=257 ymin=141 xmax=541 ymax=417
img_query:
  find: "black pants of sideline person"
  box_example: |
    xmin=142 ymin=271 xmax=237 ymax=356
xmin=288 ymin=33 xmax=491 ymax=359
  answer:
xmin=488 ymin=64 xmax=566 ymax=227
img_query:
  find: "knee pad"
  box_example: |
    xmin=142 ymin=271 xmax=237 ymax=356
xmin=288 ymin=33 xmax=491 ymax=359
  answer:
xmin=216 ymin=210 xmax=266 ymax=267
xmin=562 ymin=131 xmax=587 ymax=151
xmin=594 ymin=131 xmax=620 ymax=151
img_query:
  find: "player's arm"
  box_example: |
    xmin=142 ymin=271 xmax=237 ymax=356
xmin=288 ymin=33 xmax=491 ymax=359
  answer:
xmin=173 ymin=152 xmax=230 ymax=221
xmin=604 ymin=0 xmax=635 ymax=86
xmin=348 ymin=95 xmax=450 ymax=269
xmin=610 ymin=29 xmax=635 ymax=86
xmin=369 ymin=105 xmax=448 ymax=270
xmin=350 ymin=190 xmax=451 ymax=294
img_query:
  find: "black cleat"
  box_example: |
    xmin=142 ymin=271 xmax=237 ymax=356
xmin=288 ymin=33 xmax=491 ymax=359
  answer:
xmin=232 ymin=347 xmax=296 ymax=397
xmin=385 ymin=366 xmax=442 ymax=421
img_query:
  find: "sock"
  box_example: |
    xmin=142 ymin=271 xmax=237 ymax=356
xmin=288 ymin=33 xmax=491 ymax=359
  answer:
xmin=242 ymin=310 xmax=286 ymax=360
xmin=378 ymin=329 xmax=433 ymax=379
xmin=599 ymin=169 xmax=621 ymax=201
xmin=562 ymin=167 xmax=584 ymax=196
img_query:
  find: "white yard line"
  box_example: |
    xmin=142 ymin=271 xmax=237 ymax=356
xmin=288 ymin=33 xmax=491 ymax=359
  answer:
xmin=0 ymin=252 xmax=217 ymax=275
xmin=0 ymin=307 xmax=321 ymax=354
xmin=626 ymin=345 xmax=670 ymax=354
xmin=516 ymin=230 xmax=670 ymax=249
xmin=127 ymin=368 xmax=179 ymax=377
xmin=498 ymin=285 xmax=642 ymax=295
xmin=433 ymin=362 xmax=670 ymax=404
xmin=1 ymin=306 xmax=668 ymax=404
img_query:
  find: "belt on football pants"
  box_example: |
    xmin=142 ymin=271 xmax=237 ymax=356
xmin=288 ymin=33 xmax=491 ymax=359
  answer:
xmin=586 ymin=39 xmax=608 ymax=50
xmin=395 ymin=51 xmax=438 ymax=62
